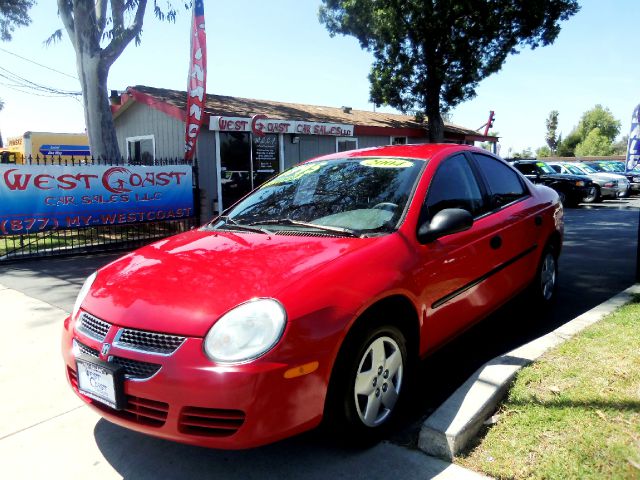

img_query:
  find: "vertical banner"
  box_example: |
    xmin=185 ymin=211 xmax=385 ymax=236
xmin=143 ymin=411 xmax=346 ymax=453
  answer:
xmin=625 ymin=103 xmax=640 ymax=172
xmin=184 ymin=0 xmax=207 ymax=161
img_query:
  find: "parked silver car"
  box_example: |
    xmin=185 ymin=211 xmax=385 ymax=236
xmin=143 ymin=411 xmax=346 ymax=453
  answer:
xmin=547 ymin=162 xmax=629 ymax=202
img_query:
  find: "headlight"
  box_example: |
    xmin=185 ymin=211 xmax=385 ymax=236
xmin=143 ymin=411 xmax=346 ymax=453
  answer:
xmin=72 ymin=272 xmax=97 ymax=320
xmin=633 ymin=176 xmax=640 ymax=183
xmin=575 ymin=181 xmax=585 ymax=187
xmin=203 ymin=298 xmax=287 ymax=364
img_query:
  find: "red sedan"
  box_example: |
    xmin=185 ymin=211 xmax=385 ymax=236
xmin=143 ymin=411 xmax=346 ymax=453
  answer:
xmin=61 ymin=144 xmax=563 ymax=449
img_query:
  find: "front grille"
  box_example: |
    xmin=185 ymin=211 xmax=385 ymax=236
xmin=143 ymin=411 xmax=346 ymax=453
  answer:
xmin=116 ymin=328 xmax=185 ymax=355
xmin=75 ymin=339 xmax=100 ymax=358
xmin=74 ymin=339 xmax=161 ymax=380
xmin=179 ymin=406 xmax=245 ymax=437
xmin=120 ymin=395 xmax=169 ymax=427
xmin=68 ymin=366 xmax=169 ymax=427
xmin=77 ymin=312 xmax=110 ymax=341
xmin=110 ymin=356 xmax=161 ymax=380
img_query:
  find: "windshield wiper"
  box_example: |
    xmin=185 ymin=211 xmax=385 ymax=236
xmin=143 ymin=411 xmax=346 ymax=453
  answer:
xmin=248 ymin=218 xmax=360 ymax=237
xmin=214 ymin=216 xmax=272 ymax=235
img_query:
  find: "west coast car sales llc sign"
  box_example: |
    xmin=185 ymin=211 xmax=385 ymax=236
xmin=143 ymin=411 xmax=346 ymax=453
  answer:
xmin=0 ymin=165 xmax=193 ymax=235
xmin=210 ymin=116 xmax=355 ymax=137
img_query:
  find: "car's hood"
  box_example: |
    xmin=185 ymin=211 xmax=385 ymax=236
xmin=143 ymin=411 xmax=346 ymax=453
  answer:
xmin=543 ymin=173 xmax=591 ymax=183
xmin=590 ymin=172 xmax=625 ymax=182
xmin=81 ymin=229 xmax=375 ymax=336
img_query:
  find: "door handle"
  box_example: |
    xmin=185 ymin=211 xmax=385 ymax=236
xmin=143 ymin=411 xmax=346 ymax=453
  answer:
xmin=534 ymin=215 xmax=543 ymax=226
xmin=490 ymin=235 xmax=502 ymax=249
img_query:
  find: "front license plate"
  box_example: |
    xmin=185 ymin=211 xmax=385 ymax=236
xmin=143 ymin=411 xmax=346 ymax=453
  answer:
xmin=76 ymin=355 xmax=124 ymax=410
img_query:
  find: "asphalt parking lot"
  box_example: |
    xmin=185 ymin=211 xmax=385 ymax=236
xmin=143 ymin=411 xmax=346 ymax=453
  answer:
xmin=0 ymin=198 xmax=638 ymax=478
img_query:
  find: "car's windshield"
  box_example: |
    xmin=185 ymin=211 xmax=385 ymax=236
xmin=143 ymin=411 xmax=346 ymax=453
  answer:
xmin=214 ymin=157 xmax=424 ymax=235
xmin=537 ymin=162 xmax=556 ymax=174
xmin=606 ymin=162 xmax=625 ymax=172
xmin=564 ymin=164 xmax=585 ymax=176
xmin=577 ymin=163 xmax=596 ymax=174
xmin=587 ymin=162 xmax=607 ymax=172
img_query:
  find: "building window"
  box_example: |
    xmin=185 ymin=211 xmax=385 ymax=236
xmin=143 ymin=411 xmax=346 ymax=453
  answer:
xmin=126 ymin=135 xmax=155 ymax=164
xmin=391 ymin=136 xmax=408 ymax=145
xmin=336 ymin=137 xmax=358 ymax=152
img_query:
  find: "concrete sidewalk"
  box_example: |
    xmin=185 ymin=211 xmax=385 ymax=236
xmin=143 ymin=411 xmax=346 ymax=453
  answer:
xmin=0 ymin=282 xmax=487 ymax=480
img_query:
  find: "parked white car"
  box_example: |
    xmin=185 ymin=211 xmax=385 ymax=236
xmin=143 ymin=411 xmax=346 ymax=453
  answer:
xmin=547 ymin=162 xmax=629 ymax=202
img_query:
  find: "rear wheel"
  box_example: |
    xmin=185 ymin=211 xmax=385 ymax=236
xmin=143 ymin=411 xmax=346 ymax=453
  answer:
xmin=325 ymin=323 xmax=409 ymax=444
xmin=529 ymin=243 xmax=559 ymax=308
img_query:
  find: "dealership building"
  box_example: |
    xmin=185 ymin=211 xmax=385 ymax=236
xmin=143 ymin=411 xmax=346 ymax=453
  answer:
xmin=112 ymin=85 xmax=497 ymax=218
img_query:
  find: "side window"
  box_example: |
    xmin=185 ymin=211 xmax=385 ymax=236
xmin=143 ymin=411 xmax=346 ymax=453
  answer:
xmin=513 ymin=163 xmax=537 ymax=176
xmin=473 ymin=154 xmax=528 ymax=209
xmin=550 ymin=164 xmax=561 ymax=173
xmin=424 ymin=154 xmax=484 ymax=220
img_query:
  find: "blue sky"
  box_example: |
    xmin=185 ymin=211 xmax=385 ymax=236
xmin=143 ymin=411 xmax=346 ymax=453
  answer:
xmin=0 ymin=0 xmax=637 ymax=155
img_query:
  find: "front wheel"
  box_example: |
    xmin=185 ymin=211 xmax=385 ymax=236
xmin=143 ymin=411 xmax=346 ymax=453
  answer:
xmin=325 ymin=324 xmax=409 ymax=443
xmin=582 ymin=186 xmax=601 ymax=204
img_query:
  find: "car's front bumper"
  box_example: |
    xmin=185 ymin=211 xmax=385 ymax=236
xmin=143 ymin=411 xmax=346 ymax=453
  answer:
xmin=61 ymin=313 xmax=329 ymax=449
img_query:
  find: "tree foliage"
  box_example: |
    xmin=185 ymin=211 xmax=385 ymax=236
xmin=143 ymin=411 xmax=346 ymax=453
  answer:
xmin=545 ymin=110 xmax=559 ymax=153
xmin=0 ymin=0 xmax=34 ymax=41
xmin=574 ymin=128 xmax=615 ymax=157
xmin=512 ymin=147 xmax=534 ymax=159
xmin=556 ymin=105 xmax=621 ymax=157
xmin=556 ymin=129 xmax=581 ymax=156
xmin=319 ymin=0 xmax=579 ymax=142
xmin=536 ymin=145 xmax=552 ymax=158
xmin=576 ymin=104 xmax=621 ymax=142
xmin=53 ymin=1 xmax=186 ymax=159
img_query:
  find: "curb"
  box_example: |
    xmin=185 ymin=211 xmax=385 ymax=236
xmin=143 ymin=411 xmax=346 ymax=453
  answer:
xmin=418 ymin=283 xmax=640 ymax=460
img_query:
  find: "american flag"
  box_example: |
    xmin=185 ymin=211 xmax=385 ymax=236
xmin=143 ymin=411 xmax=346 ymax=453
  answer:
xmin=184 ymin=0 xmax=207 ymax=161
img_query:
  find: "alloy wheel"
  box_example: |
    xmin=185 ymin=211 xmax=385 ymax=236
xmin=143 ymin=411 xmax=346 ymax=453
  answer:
xmin=353 ymin=335 xmax=404 ymax=427
xmin=540 ymin=252 xmax=557 ymax=301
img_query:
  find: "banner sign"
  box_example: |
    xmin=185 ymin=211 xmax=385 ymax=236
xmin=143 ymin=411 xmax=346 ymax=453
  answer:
xmin=626 ymin=103 xmax=640 ymax=172
xmin=210 ymin=116 xmax=355 ymax=137
xmin=184 ymin=0 xmax=207 ymax=161
xmin=0 ymin=165 xmax=193 ymax=235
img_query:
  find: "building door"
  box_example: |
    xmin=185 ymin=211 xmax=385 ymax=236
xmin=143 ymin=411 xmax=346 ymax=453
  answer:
xmin=219 ymin=132 xmax=280 ymax=210
xmin=219 ymin=132 xmax=252 ymax=208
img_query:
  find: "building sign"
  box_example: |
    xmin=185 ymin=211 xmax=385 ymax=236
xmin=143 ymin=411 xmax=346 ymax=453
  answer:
xmin=0 ymin=165 xmax=193 ymax=235
xmin=252 ymin=135 xmax=278 ymax=174
xmin=39 ymin=144 xmax=91 ymax=156
xmin=210 ymin=116 xmax=354 ymax=137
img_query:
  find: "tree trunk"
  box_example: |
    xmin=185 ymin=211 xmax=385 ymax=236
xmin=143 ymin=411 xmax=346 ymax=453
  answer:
xmin=76 ymin=56 xmax=121 ymax=160
xmin=424 ymin=67 xmax=444 ymax=143
xmin=425 ymin=83 xmax=444 ymax=143
xmin=63 ymin=0 xmax=122 ymax=161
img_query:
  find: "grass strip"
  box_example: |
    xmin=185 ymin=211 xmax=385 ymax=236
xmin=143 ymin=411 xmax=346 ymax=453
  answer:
xmin=457 ymin=295 xmax=640 ymax=480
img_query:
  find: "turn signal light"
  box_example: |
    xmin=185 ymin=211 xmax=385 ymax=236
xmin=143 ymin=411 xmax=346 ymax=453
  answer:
xmin=284 ymin=361 xmax=319 ymax=379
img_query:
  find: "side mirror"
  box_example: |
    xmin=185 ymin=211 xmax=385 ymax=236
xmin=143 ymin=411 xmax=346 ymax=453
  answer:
xmin=417 ymin=208 xmax=474 ymax=244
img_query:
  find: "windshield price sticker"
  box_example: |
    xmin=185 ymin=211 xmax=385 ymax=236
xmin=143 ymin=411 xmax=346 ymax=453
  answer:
xmin=263 ymin=162 xmax=328 ymax=187
xmin=536 ymin=162 xmax=546 ymax=167
xmin=360 ymin=159 xmax=413 ymax=168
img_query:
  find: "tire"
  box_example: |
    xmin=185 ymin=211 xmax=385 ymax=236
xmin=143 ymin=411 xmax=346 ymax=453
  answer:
xmin=582 ymin=186 xmax=600 ymax=204
xmin=529 ymin=243 xmax=559 ymax=308
xmin=324 ymin=323 xmax=409 ymax=444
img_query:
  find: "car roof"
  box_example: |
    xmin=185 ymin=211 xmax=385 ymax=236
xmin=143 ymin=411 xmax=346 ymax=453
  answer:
xmin=310 ymin=143 xmax=479 ymax=162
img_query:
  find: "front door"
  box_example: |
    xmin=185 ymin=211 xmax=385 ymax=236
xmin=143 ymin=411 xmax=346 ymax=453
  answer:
xmin=219 ymin=132 xmax=280 ymax=210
